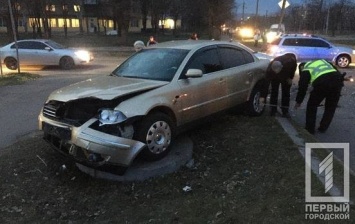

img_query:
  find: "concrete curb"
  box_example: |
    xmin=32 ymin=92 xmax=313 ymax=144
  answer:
xmin=76 ymin=135 xmax=193 ymax=182
xmin=276 ymin=116 xmax=354 ymax=204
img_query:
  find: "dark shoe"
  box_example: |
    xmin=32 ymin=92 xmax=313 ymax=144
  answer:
xmin=317 ymin=127 xmax=327 ymax=133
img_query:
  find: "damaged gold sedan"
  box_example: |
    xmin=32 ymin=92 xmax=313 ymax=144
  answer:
xmin=38 ymin=40 xmax=270 ymax=174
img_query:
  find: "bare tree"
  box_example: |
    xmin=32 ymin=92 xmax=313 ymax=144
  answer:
xmin=206 ymin=0 xmax=235 ymax=39
xmin=0 ymin=0 xmax=22 ymax=40
xmin=329 ymin=0 xmax=347 ymax=35
xmin=139 ymin=0 xmax=148 ymax=31
xmin=104 ymin=0 xmax=132 ymax=42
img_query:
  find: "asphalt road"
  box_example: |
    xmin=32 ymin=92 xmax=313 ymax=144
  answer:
xmin=0 ymin=53 xmax=354 ymax=173
xmin=288 ymin=65 xmax=355 ymax=173
xmin=0 ymin=56 xmax=124 ymax=149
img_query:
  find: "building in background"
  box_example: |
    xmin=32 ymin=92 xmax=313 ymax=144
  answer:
xmin=0 ymin=0 xmax=180 ymax=35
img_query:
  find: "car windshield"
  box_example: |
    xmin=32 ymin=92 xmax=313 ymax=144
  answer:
xmin=45 ymin=40 xmax=66 ymax=49
xmin=112 ymin=48 xmax=189 ymax=82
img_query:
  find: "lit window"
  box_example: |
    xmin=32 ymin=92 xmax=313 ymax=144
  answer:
xmin=71 ymin=19 xmax=79 ymax=28
xmin=46 ymin=5 xmax=55 ymax=12
xmin=74 ymin=5 xmax=80 ymax=12
xmin=58 ymin=18 xmax=70 ymax=27
xmin=48 ymin=18 xmax=56 ymax=27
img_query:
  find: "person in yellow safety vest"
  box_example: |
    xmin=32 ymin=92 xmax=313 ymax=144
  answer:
xmin=294 ymin=59 xmax=345 ymax=134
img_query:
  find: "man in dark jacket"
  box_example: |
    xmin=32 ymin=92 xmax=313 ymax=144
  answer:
xmin=262 ymin=53 xmax=297 ymax=117
xmin=294 ymin=59 xmax=344 ymax=134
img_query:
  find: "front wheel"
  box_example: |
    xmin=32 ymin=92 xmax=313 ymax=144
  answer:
xmin=4 ymin=57 xmax=18 ymax=70
xmin=134 ymin=113 xmax=175 ymax=161
xmin=59 ymin=56 xmax=74 ymax=70
xmin=336 ymin=55 xmax=350 ymax=68
xmin=246 ymin=85 xmax=265 ymax=116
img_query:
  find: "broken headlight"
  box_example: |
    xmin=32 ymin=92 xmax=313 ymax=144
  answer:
xmin=99 ymin=109 xmax=127 ymax=126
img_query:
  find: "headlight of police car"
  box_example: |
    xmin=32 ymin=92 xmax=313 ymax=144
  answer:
xmin=99 ymin=109 xmax=127 ymax=125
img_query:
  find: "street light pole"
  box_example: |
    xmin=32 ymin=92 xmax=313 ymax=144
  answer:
xmin=8 ymin=0 xmax=20 ymax=73
xmin=278 ymin=0 xmax=287 ymax=31
xmin=255 ymin=0 xmax=259 ymax=27
xmin=242 ymin=1 xmax=245 ymax=23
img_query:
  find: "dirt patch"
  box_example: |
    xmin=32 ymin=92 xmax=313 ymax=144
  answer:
xmin=0 ymin=73 xmax=40 ymax=86
xmin=0 ymin=114 xmax=353 ymax=223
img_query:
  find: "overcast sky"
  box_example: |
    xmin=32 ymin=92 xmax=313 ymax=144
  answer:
xmin=237 ymin=0 xmax=303 ymax=16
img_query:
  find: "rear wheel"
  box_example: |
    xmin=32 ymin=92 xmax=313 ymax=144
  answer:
xmin=59 ymin=56 xmax=74 ymax=70
xmin=134 ymin=112 xmax=175 ymax=161
xmin=336 ymin=55 xmax=350 ymax=68
xmin=4 ymin=57 xmax=18 ymax=70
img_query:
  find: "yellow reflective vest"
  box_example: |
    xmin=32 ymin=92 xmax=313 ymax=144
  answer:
xmin=303 ymin=59 xmax=337 ymax=84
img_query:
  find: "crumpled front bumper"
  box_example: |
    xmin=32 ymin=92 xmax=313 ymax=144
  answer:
xmin=38 ymin=115 xmax=146 ymax=168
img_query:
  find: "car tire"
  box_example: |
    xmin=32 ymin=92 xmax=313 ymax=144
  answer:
xmin=59 ymin=56 xmax=74 ymax=70
xmin=336 ymin=55 xmax=350 ymax=68
xmin=4 ymin=57 xmax=18 ymax=70
xmin=246 ymin=84 xmax=265 ymax=116
xmin=134 ymin=112 xmax=175 ymax=161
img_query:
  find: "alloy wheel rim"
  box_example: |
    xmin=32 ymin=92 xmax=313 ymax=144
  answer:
xmin=145 ymin=121 xmax=171 ymax=154
xmin=253 ymin=92 xmax=263 ymax=113
xmin=338 ymin=58 xmax=349 ymax=68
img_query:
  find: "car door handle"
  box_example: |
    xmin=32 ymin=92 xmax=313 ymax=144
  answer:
xmin=219 ymin=78 xmax=226 ymax=83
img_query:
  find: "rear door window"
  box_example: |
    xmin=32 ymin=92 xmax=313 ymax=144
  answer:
xmin=282 ymin=38 xmax=298 ymax=46
xmin=311 ymin=39 xmax=330 ymax=48
xmin=297 ymin=38 xmax=314 ymax=47
xmin=218 ymin=47 xmax=254 ymax=69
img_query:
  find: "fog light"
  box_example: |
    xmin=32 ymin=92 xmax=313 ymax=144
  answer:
xmin=88 ymin=153 xmax=103 ymax=162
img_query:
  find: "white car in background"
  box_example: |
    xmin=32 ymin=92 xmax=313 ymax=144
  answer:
xmin=0 ymin=39 xmax=93 ymax=70
xmin=106 ymin=30 xmax=118 ymax=35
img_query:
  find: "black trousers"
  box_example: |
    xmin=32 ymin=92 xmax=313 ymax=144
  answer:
xmin=305 ymin=83 xmax=342 ymax=133
xmin=270 ymin=79 xmax=291 ymax=114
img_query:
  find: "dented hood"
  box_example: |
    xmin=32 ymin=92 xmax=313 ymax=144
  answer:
xmin=48 ymin=75 xmax=168 ymax=102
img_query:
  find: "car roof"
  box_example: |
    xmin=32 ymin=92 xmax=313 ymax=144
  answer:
xmin=16 ymin=39 xmax=50 ymax=42
xmin=148 ymin=40 xmax=253 ymax=51
xmin=280 ymin=34 xmax=323 ymax=39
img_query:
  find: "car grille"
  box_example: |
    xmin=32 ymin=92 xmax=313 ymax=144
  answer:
xmin=43 ymin=101 xmax=64 ymax=119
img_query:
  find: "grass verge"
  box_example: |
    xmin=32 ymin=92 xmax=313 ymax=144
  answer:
xmin=1 ymin=113 xmax=352 ymax=223
xmin=0 ymin=72 xmax=40 ymax=86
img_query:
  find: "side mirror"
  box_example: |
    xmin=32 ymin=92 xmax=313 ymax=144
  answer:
xmin=44 ymin=47 xmax=52 ymax=51
xmin=185 ymin=69 xmax=203 ymax=78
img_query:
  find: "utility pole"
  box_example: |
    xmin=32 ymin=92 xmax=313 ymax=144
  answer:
xmin=242 ymin=1 xmax=245 ymax=23
xmin=278 ymin=0 xmax=287 ymax=31
xmin=255 ymin=0 xmax=259 ymax=27
xmin=326 ymin=7 xmax=330 ymax=35
xmin=8 ymin=0 xmax=20 ymax=73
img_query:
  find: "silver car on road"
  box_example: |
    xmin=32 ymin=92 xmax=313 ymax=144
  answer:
xmin=0 ymin=39 xmax=93 ymax=70
xmin=266 ymin=34 xmax=355 ymax=68
xmin=38 ymin=40 xmax=270 ymax=174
